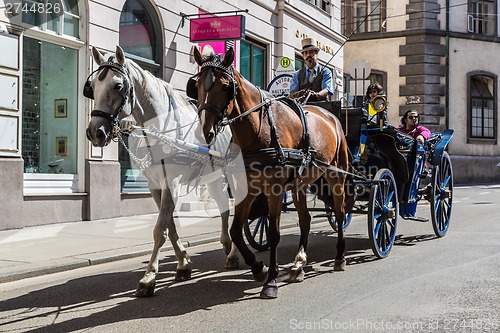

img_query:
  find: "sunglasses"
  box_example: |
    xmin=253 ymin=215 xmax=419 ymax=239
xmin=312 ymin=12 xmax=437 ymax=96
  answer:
xmin=407 ymin=115 xmax=419 ymax=120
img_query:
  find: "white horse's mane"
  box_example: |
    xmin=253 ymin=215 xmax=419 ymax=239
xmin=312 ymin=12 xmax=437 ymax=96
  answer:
xmin=123 ymin=58 xmax=195 ymax=120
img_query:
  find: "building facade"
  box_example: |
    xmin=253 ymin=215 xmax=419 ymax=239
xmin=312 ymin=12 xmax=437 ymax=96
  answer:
xmin=341 ymin=0 xmax=500 ymax=183
xmin=0 ymin=0 xmax=345 ymax=230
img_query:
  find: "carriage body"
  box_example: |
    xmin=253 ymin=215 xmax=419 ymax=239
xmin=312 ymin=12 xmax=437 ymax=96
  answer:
xmin=305 ymin=100 xmax=454 ymax=258
xmin=245 ymin=99 xmax=454 ymax=256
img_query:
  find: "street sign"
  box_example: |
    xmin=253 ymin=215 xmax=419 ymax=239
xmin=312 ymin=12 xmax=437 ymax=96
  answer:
xmin=276 ymin=56 xmax=294 ymax=74
xmin=267 ymin=74 xmax=293 ymax=97
xmin=349 ymin=60 xmax=371 ymax=79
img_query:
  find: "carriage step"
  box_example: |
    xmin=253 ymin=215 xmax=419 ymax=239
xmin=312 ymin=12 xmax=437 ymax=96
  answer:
xmin=402 ymin=216 xmax=429 ymax=222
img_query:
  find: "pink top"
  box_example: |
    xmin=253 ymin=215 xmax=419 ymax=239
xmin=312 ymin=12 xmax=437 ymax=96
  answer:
xmin=398 ymin=125 xmax=431 ymax=140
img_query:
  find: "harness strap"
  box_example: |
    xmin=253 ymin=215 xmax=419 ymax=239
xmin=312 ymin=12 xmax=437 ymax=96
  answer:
xmin=264 ymin=90 xmax=286 ymax=164
xmin=312 ymin=159 xmax=367 ymax=180
xmin=91 ymin=110 xmax=118 ymax=122
xmin=281 ymin=98 xmax=313 ymax=175
xmin=198 ymin=103 xmax=225 ymax=120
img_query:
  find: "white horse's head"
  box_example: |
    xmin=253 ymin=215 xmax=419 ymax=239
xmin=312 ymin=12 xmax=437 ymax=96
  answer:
xmin=85 ymin=46 xmax=135 ymax=147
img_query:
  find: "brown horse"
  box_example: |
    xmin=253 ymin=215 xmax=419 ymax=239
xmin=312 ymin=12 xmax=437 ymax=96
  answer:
xmin=190 ymin=46 xmax=349 ymax=298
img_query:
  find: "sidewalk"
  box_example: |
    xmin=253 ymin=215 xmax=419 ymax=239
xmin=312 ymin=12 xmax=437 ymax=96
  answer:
xmin=0 ymin=208 xmax=306 ymax=284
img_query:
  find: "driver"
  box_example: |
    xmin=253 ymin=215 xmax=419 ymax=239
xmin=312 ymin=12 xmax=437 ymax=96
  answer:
xmin=398 ymin=109 xmax=431 ymax=144
xmin=289 ymin=37 xmax=333 ymax=102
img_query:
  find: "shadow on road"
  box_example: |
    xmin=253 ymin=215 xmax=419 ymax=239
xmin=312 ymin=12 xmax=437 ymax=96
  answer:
xmin=2 ymin=228 xmax=436 ymax=332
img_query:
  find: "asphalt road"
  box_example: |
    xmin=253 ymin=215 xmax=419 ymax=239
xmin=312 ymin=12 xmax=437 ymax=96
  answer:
xmin=1 ymin=185 xmax=499 ymax=333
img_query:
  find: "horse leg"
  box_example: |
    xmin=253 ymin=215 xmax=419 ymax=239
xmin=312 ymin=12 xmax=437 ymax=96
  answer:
xmin=206 ymin=179 xmax=239 ymax=269
xmin=327 ymin=172 xmax=347 ymax=271
xmin=136 ymin=188 xmax=168 ymax=297
xmin=136 ymin=184 xmax=191 ymax=297
xmin=288 ymin=188 xmax=311 ymax=283
xmin=230 ymin=195 xmax=268 ymax=282
xmin=260 ymin=192 xmax=283 ymax=299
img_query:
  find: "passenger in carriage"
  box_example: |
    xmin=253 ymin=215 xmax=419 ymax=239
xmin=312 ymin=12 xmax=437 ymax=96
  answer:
xmin=365 ymin=82 xmax=385 ymax=105
xmin=365 ymin=82 xmax=387 ymax=125
xmin=289 ymin=37 xmax=333 ymax=102
xmin=398 ymin=109 xmax=431 ymax=144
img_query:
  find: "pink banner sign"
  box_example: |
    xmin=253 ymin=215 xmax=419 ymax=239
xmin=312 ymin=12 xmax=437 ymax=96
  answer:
xmin=190 ymin=15 xmax=245 ymax=42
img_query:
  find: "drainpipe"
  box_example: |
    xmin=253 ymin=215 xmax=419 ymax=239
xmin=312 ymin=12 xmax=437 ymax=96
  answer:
xmin=445 ymin=0 xmax=450 ymax=129
xmin=277 ymin=0 xmax=285 ymax=72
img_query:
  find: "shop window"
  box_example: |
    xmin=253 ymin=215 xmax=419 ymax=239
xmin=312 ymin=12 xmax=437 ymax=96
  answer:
xmin=467 ymin=0 xmax=496 ymax=35
xmin=342 ymin=0 xmax=385 ymax=35
xmin=119 ymin=0 xmax=161 ymax=75
xmin=22 ymin=37 xmax=79 ymax=193
xmin=119 ymin=0 xmax=162 ymax=193
xmin=240 ymin=39 xmax=266 ymax=89
xmin=468 ymin=73 xmax=497 ymax=141
xmin=21 ymin=0 xmax=80 ymax=38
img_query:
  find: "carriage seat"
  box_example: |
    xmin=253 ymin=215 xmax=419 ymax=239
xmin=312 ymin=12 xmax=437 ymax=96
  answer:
xmin=307 ymin=101 xmax=366 ymax=155
xmin=374 ymin=125 xmax=417 ymax=156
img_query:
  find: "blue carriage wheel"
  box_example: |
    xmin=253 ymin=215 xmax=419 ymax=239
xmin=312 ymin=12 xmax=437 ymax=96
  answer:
xmin=244 ymin=215 xmax=270 ymax=251
xmin=431 ymin=151 xmax=453 ymax=238
xmin=328 ymin=211 xmax=353 ymax=233
xmin=368 ymin=168 xmax=398 ymax=259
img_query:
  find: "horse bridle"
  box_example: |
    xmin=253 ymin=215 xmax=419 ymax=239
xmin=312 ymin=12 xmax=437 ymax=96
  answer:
xmin=83 ymin=56 xmax=135 ymax=126
xmin=187 ymin=56 xmax=238 ymax=133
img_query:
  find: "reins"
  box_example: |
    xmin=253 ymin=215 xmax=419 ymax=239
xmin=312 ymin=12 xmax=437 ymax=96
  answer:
xmin=220 ymin=94 xmax=286 ymax=126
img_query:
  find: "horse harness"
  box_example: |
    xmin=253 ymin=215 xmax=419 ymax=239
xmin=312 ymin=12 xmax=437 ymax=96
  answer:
xmin=188 ymin=57 xmax=317 ymax=177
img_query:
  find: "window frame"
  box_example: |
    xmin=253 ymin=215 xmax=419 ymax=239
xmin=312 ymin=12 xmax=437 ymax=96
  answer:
xmin=118 ymin=0 xmax=163 ymax=193
xmin=467 ymin=71 xmax=497 ymax=144
xmin=342 ymin=0 xmax=386 ymax=36
xmin=239 ymin=38 xmax=267 ymax=89
xmin=21 ymin=0 xmax=80 ymax=38
xmin=467 ymin=0 xmax=497 ymax=36
xmin=307 ymin=0 xmax=330 ymax=12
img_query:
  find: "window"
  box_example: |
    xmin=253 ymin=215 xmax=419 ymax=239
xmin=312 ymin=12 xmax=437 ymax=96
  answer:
xmin=22 ymin=0 xmax=80 ymax=38
xmin=342 ymin=0 xmax=385 ymax=35
xmin=295 ymin=56 xmax=305 ymax=71
xmin=468 ymin=0 xmax=496 ymax=35
xmin=344 ymin=71 xmax=386 ymax=106
xmin=240 ymin=39 xmax=266 ymax=89
xmin=22 ymin=37 xmax=79 ymax=193
xmin=308 ymin=0 xmax=329 ymax=12
xmin=119 ymin=0 xmax=162 ymax=75
xmin=468 ymin=73 xmax=496 ymax=140
xmin=119 ymin=0 xmax=162 ymax=193
xmin=20 ymin=1 xmax=80 ymax=194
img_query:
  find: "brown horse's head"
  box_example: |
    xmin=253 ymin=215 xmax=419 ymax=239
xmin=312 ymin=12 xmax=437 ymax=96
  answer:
xmin=85 ymin=46 xmax=135 ymax=147
xmin=191 ymin=46 xmax=236 ymax=145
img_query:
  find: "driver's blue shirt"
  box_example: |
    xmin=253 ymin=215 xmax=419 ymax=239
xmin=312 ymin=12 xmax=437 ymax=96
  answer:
xmin=290 ymin=64 xmax=334 ymax=95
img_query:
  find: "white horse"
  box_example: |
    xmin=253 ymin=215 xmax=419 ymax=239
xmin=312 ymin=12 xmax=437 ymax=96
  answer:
xmin=85 ymin=46 xmax=239 ymax=297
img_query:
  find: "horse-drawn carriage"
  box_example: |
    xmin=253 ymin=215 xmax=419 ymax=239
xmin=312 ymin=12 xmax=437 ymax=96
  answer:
xmin=85 ymin=45 xmax=453 ymax=299
xmin=244 ymin=94 xmax=454 ymax=259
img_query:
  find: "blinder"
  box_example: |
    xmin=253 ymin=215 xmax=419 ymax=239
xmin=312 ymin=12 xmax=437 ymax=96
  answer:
xmin=186 ymin=67 xmax=237 ymax=102
xmin=186 ymin=74 xmax=199 ymax=100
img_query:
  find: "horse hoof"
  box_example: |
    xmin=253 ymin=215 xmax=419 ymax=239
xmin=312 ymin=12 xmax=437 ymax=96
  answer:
xmin=334 ymin=259 xmax=346 ymax=271
xmin=288 ymin=267 xmax=305 ymax=283
xmin=253 ymin=265 xmax=268 ymax=283
xmin=260 ymin=279 xmax=278 ymax=299
xmin=135 ymin=281 xmax=156 ymax=297
xmin=225 ymin=256 xmax=240 ymax=269
xmin=175 ymin=267 xmax=192 ymax=281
